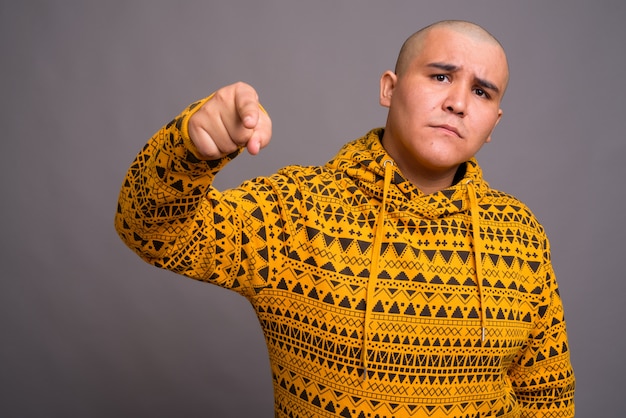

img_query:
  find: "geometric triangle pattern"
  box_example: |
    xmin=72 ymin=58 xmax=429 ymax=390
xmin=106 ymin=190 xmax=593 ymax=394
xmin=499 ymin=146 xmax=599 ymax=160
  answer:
xmin=115 ymin=103 xmax=575 ymax=417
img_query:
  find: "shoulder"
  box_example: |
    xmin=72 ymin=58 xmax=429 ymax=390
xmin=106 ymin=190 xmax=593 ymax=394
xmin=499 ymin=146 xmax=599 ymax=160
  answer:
xmin=274 ymin=164 xmax=341 ymax=185
xmin=232 ymin=164 xmax=337 ymax=199
xmin=481 ymin=187 xmax=547 ymax=236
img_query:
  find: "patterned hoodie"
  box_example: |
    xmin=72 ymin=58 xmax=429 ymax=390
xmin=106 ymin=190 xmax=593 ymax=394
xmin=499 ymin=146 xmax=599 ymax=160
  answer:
xmin=115 ymin=98 xmax=575 ymax=417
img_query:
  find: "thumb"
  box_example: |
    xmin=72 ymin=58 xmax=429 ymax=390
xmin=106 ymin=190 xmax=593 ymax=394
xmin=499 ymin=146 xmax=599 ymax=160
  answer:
xmin=246 ymin=136 xmax=261 ymax=155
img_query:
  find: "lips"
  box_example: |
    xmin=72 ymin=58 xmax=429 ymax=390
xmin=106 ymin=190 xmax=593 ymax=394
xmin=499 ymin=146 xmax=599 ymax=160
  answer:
xmin=434 ymin=124 xmax=462 ymax=138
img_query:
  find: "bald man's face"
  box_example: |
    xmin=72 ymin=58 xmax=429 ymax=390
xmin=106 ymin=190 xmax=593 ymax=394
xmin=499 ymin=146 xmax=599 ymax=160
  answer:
xmin=380 ymin=26 xmax=508 ymax=187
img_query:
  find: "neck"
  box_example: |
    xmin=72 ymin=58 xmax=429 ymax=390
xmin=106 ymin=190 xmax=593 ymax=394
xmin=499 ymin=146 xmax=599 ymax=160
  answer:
xmin=407 ymin=169 xmax=459 ymax=195
xmin=379 ymin=129 xmax=466 ymax=195
xmin=388 ymin=151 xmax=462 ymax=195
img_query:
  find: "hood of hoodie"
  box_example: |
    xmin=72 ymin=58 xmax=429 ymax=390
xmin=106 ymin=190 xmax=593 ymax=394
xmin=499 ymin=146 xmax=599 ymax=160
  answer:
xmin=325 ymin=128 xmax=490 ymax=217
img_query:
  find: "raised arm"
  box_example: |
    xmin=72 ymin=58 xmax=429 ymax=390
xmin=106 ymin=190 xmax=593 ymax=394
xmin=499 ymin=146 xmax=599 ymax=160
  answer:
xmin=115 ymin=82 xmax=274 ymax=293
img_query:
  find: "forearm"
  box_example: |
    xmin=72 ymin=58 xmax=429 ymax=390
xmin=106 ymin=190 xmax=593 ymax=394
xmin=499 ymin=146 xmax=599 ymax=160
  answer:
xmin=515 ymin=356 xmax=575 ymax=417
xmin=114 ymin=98 xmax=240 ymax=262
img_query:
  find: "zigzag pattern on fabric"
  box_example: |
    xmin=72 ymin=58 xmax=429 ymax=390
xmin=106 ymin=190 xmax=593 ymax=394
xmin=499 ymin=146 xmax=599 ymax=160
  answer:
xmin=115 ymin=103 xmax=575 ymax=417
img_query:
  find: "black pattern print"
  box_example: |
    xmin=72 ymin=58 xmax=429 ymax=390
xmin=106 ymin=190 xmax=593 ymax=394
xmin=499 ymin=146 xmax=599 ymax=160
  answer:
xmin=115 ymin=100 xmax=575 ymax=417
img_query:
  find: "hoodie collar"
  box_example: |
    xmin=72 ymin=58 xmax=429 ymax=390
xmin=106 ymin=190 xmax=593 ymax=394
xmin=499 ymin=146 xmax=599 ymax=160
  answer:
xmin=325 ymin=128 xmax=489 ymax=217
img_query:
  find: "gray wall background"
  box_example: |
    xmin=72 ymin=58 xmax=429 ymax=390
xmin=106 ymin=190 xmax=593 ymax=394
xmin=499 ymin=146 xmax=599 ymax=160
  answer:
xmin=1 ymin=1 xmax=624 ymax=416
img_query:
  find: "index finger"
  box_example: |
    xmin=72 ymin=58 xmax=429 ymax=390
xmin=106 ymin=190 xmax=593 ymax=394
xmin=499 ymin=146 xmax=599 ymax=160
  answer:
xmin=234 ymin=83 xmax=262 ymax=129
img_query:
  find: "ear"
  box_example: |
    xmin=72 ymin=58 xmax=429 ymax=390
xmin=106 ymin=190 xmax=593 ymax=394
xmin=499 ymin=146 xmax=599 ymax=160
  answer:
xmin=379 ymin=70 xmax=397 ymax=108
xmin=485 ymin=108 xmax=503 ymax=144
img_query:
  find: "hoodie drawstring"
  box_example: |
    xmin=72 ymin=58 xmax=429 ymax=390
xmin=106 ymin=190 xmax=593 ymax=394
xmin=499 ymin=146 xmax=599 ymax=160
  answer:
xmin=466 ymin=179 xmax=486 ymax=343
xmin=360 ymin=167 xmax=486 ymax=382
xmin=361 ymin=160 xmax=394 ymax=382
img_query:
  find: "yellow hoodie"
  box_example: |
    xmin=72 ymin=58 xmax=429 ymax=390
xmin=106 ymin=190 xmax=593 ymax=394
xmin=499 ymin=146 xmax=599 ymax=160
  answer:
xmin=115 ymin=99 xmax=575 ymax=417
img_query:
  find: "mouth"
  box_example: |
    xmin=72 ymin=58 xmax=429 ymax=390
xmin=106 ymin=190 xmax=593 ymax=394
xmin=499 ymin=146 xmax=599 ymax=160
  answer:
xmin=433 ymin=124 xmax=462 ymax=138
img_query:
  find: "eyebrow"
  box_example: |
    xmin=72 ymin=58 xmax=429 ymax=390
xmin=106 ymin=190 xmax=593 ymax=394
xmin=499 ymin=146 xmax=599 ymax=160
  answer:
xmin=426 ymin=62 xmax=500 ymax=95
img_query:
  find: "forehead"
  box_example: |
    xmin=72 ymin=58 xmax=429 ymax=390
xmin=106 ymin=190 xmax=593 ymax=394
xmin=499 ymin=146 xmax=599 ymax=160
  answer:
xmin=412 ymin=27 xmax=509 ymax=89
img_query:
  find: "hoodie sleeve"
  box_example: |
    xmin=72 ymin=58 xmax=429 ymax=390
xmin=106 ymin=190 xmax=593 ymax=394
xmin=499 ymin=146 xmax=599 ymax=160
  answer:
xmin=508 ymin=235 xmax=576 ymax=417
xmin=114 ymin=98 xmax=279 ymax=297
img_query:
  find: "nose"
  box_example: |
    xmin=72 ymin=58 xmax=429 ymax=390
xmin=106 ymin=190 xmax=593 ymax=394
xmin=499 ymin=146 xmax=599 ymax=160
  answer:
xmin=443 ymin=83 xmax=468 ymax=116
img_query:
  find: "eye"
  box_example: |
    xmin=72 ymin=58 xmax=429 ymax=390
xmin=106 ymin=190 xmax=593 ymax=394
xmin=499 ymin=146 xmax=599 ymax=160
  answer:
xmin=433 ymin=74 xmax=449 ymax=82
xmin=474 ymin=88 xmax=490 ymax=99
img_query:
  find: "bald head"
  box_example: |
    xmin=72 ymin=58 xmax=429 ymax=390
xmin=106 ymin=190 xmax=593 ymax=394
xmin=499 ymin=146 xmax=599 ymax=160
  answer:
xmin=394 ymin=20 xmax=509 ymax=90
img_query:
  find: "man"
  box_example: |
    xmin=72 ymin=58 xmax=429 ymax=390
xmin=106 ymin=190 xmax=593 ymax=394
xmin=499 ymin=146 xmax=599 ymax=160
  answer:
xmin=116 ymin=20 xmax=575 ymax=417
